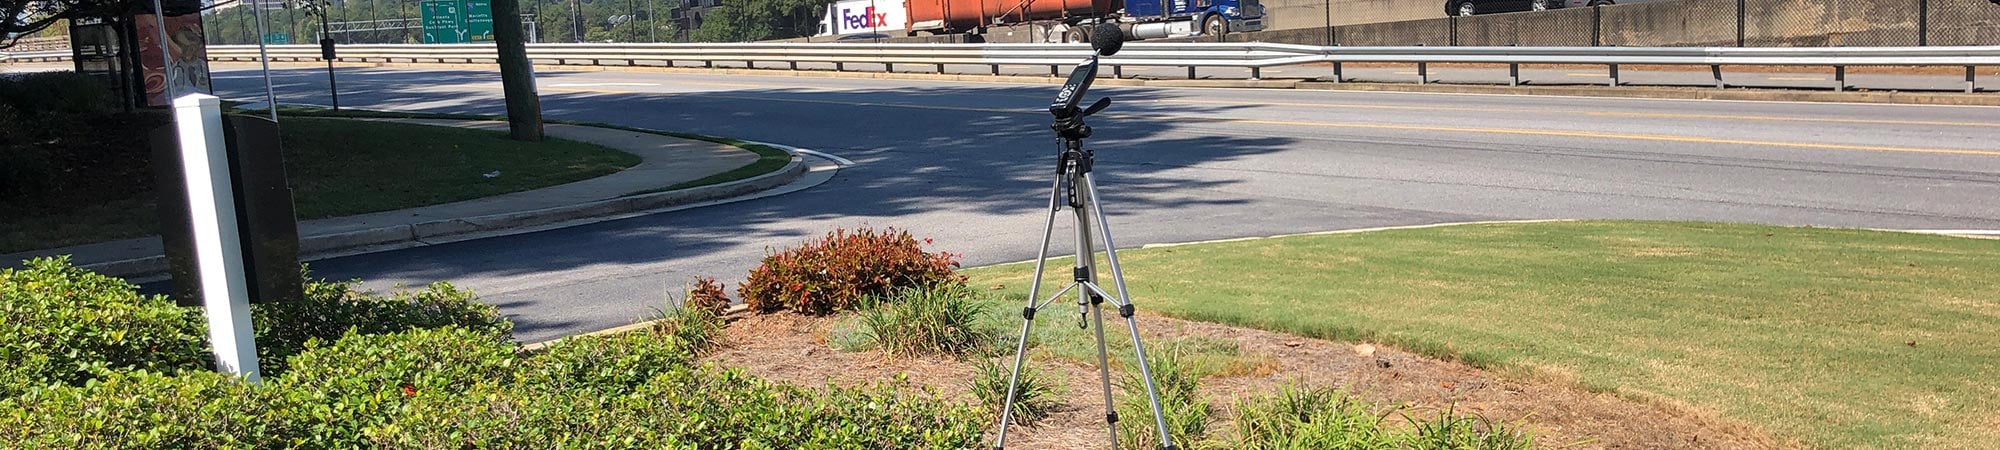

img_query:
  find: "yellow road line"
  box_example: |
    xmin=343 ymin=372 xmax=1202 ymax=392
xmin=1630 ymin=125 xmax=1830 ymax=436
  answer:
xmin=513 ymin=86 xmax=2000 ymax=157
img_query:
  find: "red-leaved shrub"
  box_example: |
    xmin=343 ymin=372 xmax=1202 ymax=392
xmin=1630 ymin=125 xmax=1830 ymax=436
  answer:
xmin=738 ymin=228 xmax=965 ymax=315
xmin=683 ymin=277 xmax=731 ymax=316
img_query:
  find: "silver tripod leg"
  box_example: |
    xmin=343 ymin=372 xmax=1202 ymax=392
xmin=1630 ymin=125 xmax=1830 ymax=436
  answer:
xmin=993 ymin=174 xmax=1067 ymax=450
xmin=1083 ymin=171 xmax=1178 ymax=450
xmin=1073 ymin=170 xmax=1123 ymax=450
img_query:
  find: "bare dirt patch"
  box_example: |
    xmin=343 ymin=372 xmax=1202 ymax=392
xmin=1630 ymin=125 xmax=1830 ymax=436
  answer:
xmin=705 ymin=311 xmax=1784 ymax=449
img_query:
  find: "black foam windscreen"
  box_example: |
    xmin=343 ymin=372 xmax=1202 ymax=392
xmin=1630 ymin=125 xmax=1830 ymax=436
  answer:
xmin=1092 ymin=25 xmax=1125 ymax=57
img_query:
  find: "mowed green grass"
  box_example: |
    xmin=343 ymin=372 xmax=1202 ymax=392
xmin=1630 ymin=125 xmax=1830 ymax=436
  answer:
xmin=1 ymin=118 xmax=636 ymax=253
xmin=962 ymin=221 xmax=2000 ymax=449
xmin=282 ymin=118 xmax=637 ymax=218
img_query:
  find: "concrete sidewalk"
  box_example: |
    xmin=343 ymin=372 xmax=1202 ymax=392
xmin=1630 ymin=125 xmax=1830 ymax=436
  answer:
xmin=2 ymin=119 xmax=806 ymax=278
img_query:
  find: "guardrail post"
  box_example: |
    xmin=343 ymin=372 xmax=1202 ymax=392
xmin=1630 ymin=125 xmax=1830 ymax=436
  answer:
xmin=1609 ymin=64 xmax=1620 ymax=86
xmin=1834 ymin=66 xmax=1846 ymax=92
xmin=1050 ymin=65 xmax=1059 ymax=77
xmin=887 ymin=62 xmax=896 ymax=72
xmin=1251 ymin=67 xmax=1262 ymax=80
xmin=1968 ymin=66 xmax=1978 ymax=93
xmin=747 ymin=61 xmax=756 ymax=69
xmin=936 ymin=63 xmax=946 ymax=73
xmin=1332 ymin=62 xmax=1343 ymax=83
xmin=1113 ymin=65 xmax=1123 ymax=78
xmin=790 ymin=61 xmax=799 ymax=70
xmin=1418 ymin=62 xmax=1428 ymax=84
xmin=991 ymin=64 xmax=999 ymax=75
xmin=1509 ymin=63 xmax=1520 ymax=86
xmin=1188 ymin=66 xmax=1197 ymax=79
xmin=705 ymin=60 xmax=714 ymax=68
xmin=837 ymin=62 xmax=846 ymax=71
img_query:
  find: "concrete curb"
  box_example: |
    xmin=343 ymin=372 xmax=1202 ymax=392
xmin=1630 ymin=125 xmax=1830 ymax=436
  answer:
xmin=78 ymin=141 xmax=809 ymax=280
xmin=227 ymin=60 xmax=1999 ymax=106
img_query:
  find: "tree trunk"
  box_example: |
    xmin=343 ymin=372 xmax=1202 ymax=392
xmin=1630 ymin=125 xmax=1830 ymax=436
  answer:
xmin=492 ymin=0 xmax=543 ymax=141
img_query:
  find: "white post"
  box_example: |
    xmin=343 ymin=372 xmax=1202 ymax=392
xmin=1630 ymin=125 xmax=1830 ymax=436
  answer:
xmin=173 ymin=93 xmax=262 ymax=383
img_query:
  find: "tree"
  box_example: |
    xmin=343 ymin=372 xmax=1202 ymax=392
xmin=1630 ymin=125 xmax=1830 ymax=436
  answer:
xmin=492 ymin=0 xmax=541 ymax=141
xmin=689 ymin=0 xmax=824 ymax=43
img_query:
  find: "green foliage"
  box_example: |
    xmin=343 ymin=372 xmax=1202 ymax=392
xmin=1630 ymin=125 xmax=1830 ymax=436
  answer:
xmin=517 ymin=328 xmax=696 ymax=394
xmin=1118 ymin=347 xmax=1215 ymax=449
xmin=253 ymin=276 xmax=512 ymax=375
xmin=0 ymin=370 xmax=272 ymax=448
xmin=651 ymin=297 xmax=727 ymax=355
xmin=0 ymin=258 xmax=208 ymax=399
xmin=0 ymin=71 xmax=111 ymax=118
xmin=689 ymin=0 xmax=826 ymax=42
xmin=739 ymin=227 xmax=965 ymax=315
xmin=0 ymin=327 xmax=986 ymax=448
xmin=857 ymin=285 xmax=992 ymax=356
xmin=1400 ymin=406 xmax=1535 ymax=450
xmin=971 ymin=358 xmax=1061 ymax=426
xmin=1233 ymin=385 xmax=1394 ymax=450
xmin=273 ymin=326 xmax=520 ymax=446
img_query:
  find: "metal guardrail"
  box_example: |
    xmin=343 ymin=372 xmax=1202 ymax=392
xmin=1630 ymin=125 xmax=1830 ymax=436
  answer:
xmin=13 ymin=43 xmax=1998 ymax=92
xmin=0 ymin=50 xmax=71 ymax=63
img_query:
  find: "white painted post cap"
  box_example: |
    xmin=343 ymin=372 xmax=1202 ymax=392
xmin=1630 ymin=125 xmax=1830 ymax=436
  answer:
xmin=173 ymin=93 xmax=221 ymax=108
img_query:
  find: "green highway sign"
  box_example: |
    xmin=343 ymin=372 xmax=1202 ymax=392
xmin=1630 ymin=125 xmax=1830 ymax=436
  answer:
xmin=262 ymin=33 xmax=289 ymax=45
xmin=463 ymin=0 xmax=495 ymax=42
xmin=420 ymin=0 xmax=494 ymax=44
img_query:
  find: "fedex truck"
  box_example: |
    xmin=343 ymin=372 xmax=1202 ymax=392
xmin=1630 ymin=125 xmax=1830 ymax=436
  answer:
xmin=819 ymin=0 xmax=910 ymax=36
xmin=907 ymin=0 xmax=1265 ymax=41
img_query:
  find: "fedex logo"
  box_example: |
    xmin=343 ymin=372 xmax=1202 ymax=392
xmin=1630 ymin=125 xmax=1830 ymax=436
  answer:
xmin=843 ymin=7 xmax=889 ymax=30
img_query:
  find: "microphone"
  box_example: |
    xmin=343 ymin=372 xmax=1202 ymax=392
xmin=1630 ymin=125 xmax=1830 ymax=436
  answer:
xmin=1091 ymin=25 xmax=1124 ymax=57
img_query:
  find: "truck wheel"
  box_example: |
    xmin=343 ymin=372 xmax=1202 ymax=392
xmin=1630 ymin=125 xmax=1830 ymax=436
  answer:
xmin=1203 ymin=15 xmax=1227 ymax=36
xmin=1069 ymin=25 xmax=1092 ymax=43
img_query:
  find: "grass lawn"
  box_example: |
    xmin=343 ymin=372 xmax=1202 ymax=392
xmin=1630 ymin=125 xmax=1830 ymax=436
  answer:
xmin=962 ymin=221 xmax=2000 ymax=449
xmin=0 ymin=118 xmax=636 ymax=254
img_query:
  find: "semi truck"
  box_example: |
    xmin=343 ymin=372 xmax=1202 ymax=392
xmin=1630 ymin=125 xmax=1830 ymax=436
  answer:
xmin=823 ymin=0 xmax=1264 ymax=42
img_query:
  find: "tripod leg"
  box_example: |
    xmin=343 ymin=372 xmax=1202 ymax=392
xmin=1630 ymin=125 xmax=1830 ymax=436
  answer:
xmin=1069 ymin=170 xmax=1124 ymax=450
xmin=993 ymin=173 xmax=1069 ymax=450
xmin=1083 ymin=172 xmax=1178 ymax=450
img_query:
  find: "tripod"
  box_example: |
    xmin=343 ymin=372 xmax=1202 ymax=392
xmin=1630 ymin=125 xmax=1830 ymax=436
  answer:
xmin=993 ymin=53 xmax=1177 ymax=450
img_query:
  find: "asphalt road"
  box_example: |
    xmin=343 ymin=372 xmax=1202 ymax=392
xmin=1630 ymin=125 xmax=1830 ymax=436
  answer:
xmin=193 ymin=65 xmax=2000 ymax=342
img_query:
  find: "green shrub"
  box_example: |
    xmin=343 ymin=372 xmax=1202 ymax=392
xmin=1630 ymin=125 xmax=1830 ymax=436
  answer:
xmin=1118 ymin=348 xmax=1214 ymax=449
xmin=516 ymin=328 xmax=697 ymax=394
xmin=273 ymin=326 xmax=519 ymax=447
xmin=0 ymin=71 xmax=112 ymax=118
xmin=655 ymin=287 xmax=727 ymax=354
xmin=253 ymin=276 xmax=511 ymax=375
xmin=738 ymin=228 xmax=965 ymax=315
xmin=0 ymin=257 xmax=208 ymax=399
xmin=1233 ymin=385 xmax=1393 ymax=450
xmin=972 ymin=358 xmax=1062 ymax=426
xmin=0 ymin=369 xmax=274 ymax=448
xmin=858 ymin=285 xmax=992 ymax=356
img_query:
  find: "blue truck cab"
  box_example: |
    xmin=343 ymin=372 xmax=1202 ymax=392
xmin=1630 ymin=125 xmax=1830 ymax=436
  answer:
xmin=1124 ymin=0 xmax=1265 ymax=36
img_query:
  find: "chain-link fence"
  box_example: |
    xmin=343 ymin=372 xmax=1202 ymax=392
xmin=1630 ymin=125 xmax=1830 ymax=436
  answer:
xmin=1263 ymin=0 xmax=2000 ymax=47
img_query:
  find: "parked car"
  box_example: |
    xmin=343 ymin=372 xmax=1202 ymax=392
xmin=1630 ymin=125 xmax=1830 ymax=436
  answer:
xmin=1446 ymin=0 xmax=1671 ymax=16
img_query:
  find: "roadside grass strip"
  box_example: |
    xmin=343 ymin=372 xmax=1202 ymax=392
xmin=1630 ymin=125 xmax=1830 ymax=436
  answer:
xmin=963 ymin=220 xmax=2000 ymax=449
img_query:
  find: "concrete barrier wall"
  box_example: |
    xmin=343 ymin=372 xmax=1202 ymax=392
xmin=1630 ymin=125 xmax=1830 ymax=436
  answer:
xmin=1454 ymin=7 xmax=1597 ymax=46
xmin=1598 ymin=0 xmax=1738 ymax=46
xmin=1223 ymin=0 xmax=2000 ymax=47
xmin=1263 ymin=0 xmax=1444 ymax=31
xmin=1930 ymin=0 xmax=2000 ymax=46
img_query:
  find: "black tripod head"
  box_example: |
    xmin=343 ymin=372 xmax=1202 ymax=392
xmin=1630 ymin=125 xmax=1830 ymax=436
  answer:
xmin=1050 ymin=28 xmax=1123 ymax=144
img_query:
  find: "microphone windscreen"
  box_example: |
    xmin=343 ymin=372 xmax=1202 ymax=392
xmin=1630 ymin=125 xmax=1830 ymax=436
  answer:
xmin=1092 ymin=25 xmax=1124 ymax=57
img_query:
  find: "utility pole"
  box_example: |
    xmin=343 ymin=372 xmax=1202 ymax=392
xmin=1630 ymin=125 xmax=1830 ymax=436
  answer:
xmin=493 ymin=0 xmax=544 ymax=140
xmin=569 ymin=0 xmax=583 ymax=42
